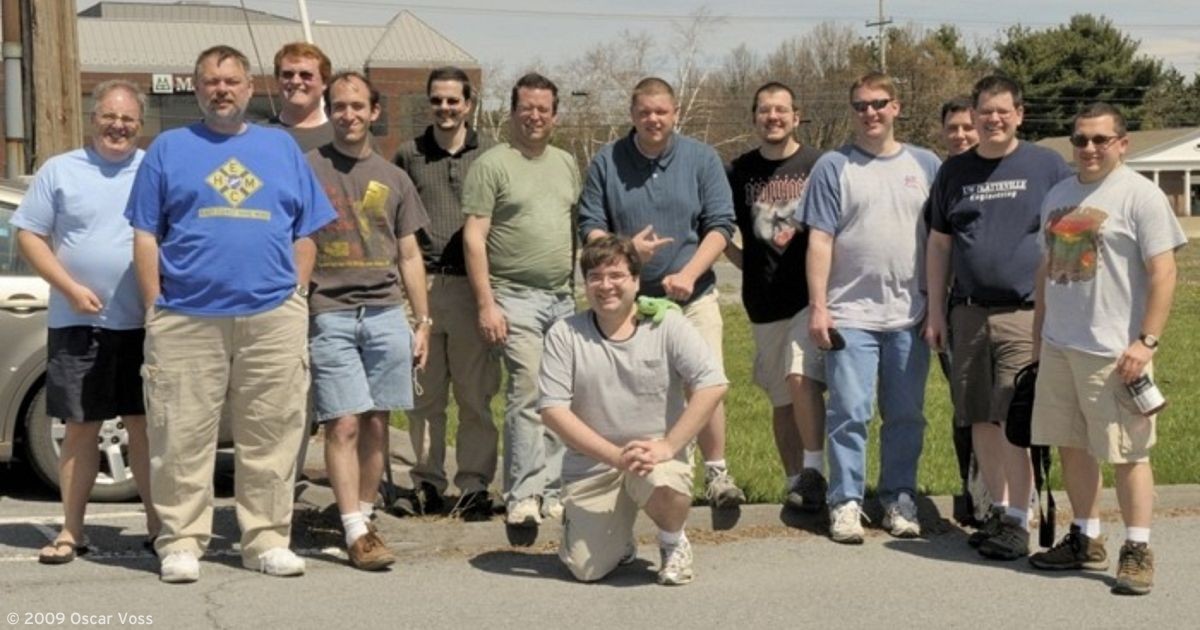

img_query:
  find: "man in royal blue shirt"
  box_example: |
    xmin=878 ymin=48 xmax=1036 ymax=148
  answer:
xmin=125 ymin=45 xmax=335 ymax=584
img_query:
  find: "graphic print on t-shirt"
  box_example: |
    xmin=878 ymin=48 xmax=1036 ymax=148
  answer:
xmin=961 ymin=179 xmax=1027 ymax=202
xmin=745 ymin=173 xmax=806 ymax=254
xmin=205 ymin=158 xmax=262 ymax=208
xmin=1045 ymin=205 xmax=1108 ymax=285
xmin=318 ymin=179 xmax=395 ymax=268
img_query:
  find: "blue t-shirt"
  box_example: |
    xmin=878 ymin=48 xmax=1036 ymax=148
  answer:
xmin=124 ymin=123 xmax=335 ymax=316
xmin=928 ymin=141 xmax=1072 ymax=303
xmin=798 ymin=143 xmax=941 ymax=331
xmin=12 ymin=147 xmax=144 ymax=330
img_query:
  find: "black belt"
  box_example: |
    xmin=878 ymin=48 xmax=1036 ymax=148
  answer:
xmin=425 ymin=263 xmax=466 ymax=276
xmin=950 ymin=296 xmax=1034 ymax=309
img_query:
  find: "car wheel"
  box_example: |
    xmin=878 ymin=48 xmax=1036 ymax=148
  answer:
xmin=23 ymin=385 xmax=141 ymax=502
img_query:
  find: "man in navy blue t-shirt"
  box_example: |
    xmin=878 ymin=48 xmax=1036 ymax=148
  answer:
xmin=925 ymin=75 xmax=1072 ymax=561
xmin=126 ymin=45 xmax=335 ymax=584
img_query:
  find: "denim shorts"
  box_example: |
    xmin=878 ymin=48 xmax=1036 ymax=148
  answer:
xmin=308 ymin=305 xmax=414 ymax=422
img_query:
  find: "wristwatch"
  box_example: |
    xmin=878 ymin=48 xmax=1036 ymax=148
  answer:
xmin=415 ymin=315 xmax=434 ymax=328
xmin=295 ymin=284 xmax=310 ymax=298
xmin=1139 ymin=333 xmax=1159 ymax=349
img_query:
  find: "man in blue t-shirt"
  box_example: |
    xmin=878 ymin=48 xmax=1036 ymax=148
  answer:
xmin=13 ymin=80 xmax=157 ymax=565
xmin=926 ymin=76 xmax=1073 ymax=562
xmin=798 ymin=72 xmax=941 ymax=545
xmin=124 ymin=45 xmax=335 ymax=584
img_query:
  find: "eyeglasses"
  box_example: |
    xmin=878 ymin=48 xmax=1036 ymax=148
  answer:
xmin=96 ymin=113 xmax=140 ymax=125
xmin=429 ymin=96 xmax=463 ymax=106
xmin=850 ymin=98 xmax=891 ymax=113
xmin=584 ymin=271 xmax=632 ymax=286
xmin=1069 ymin=134 xmax=1123 ymax=148
xmin=279 ymin=70 xmax=317 ymax=82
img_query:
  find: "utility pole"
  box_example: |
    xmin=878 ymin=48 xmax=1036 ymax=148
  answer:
xmin=27 ymin=1 xmax=82 ymax=170
xmin=866 ymin=0 xmax=893 ymax=73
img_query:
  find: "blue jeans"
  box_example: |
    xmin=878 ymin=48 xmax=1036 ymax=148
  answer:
xmin=494 ymin=284 xmax=574 ymax=508
xmin=824 ymin=326 xmax=928 ymax=506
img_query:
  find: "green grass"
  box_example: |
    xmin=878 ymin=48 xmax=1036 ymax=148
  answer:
xmin=397 ymin=245 xmax=1200 ymax=503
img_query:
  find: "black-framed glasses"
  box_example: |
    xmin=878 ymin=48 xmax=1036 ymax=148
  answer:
xmin=850 ymin=98 xmax=891 ymax=113
xmin=279 ymin=69 xmax=317 ymax=82
xmin=1069 ymin=134 xmax=1123 ymax=148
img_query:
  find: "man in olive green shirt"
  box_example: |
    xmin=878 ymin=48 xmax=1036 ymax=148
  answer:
xmin=462 ymin=72 xmax=580 ymax=533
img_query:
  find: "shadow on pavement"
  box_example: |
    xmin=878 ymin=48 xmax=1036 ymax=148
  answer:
xmin=468 ymin=549 xmax=658 ymax=586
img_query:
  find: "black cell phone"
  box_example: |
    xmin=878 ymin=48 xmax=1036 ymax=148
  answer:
xmin=827 ymin=328 xmax=846 ymax=351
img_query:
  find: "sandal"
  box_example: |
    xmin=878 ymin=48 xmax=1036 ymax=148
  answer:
xmin=38 ymin=538 xmax=89 ymax=565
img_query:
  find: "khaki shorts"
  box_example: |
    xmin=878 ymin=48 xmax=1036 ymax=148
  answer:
xmin=559 ymin=459 xmax=693 ymax=582
xmin=949 ymin=305 xmax=1034 ymax=427
xmin=682 ymin=289 xmax=723 ymax=365
xmin=750 ymin=308 xmax=825 ymax=407
xmin=1030 ymin=342 xmax=1156 ymax=464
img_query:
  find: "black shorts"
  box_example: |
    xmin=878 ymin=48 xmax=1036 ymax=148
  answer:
xmin=46 ymin=327 xmax=146 ymax=422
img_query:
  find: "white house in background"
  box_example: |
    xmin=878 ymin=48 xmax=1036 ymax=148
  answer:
xmin=1039 ymin=127 xmax=1200 ymax=217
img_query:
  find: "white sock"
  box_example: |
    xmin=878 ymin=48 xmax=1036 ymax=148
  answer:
xmin=802 ymin=450 xmax=824 ymax=471
xmin=704 ymin=460 xmax=727 ymax=471
xmin=341 ymin=512 xmax=369 ymax=547
xmin=658 ymin=529 xmax=686 ymax=547
xmin=1005 ymin=506 xmax=1030 ymax=530
xmin=359 ymin=501 xmax=374 ymax=520
xmin=1126 ymin=527 xmax=1151 ymax=544
xmin=1073 ymin=518 xmax=1102 ymax=539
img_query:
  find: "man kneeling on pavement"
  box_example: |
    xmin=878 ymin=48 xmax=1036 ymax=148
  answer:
xmin=538 ymin=236 xmax=727 ymax=585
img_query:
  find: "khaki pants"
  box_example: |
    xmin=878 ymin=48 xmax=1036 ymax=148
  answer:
xmin=559 ymin=460 xmax=693 ymax=582
xmin=408 ymin=274 xmax=501 ymax=494
xmin=143 ymin=293 xmax=309 ymax=561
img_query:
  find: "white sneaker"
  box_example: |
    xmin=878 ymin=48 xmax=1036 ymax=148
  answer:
xmin=657 ymin=538 xmax=694 ymax=586
xmin=160 ymin=550 xmax=200 ymax=583
xmin=543 ymin=497 xmax=564 ymax=521
xmin=882 ymin=492 xmax=921 ymax=538
xmin=244 ymin=547 xmax=305 ymax=577
xmin=506 ymin=496 xmax=543 ymax=527
xmin=829 ymin=501 xmax=865 ymax=545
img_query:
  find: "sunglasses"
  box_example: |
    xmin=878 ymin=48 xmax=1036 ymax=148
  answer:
xmin=850 ymin=98 xmax=892 ymax=113
xmin=1069 ymin=133 xmax=1123 ymax=148
xmin=279 ymin=70 xmax=317 ymax=82
xmin=429 ymin=96 xmax=463 ymax=106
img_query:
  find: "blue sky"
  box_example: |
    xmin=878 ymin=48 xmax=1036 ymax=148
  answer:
xmin=76 ymin=1 xmax=1200 ymax=76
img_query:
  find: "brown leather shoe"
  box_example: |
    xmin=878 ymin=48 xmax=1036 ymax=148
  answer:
xmin=348 ymin=531 xmax=395 ymax=571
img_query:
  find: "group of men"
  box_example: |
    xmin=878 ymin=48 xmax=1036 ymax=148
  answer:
xmin=13 ymin=36 xmax=1183 ymax=596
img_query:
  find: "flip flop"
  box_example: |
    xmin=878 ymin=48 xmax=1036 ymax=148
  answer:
xmin=38 ymin=539 xmax=89 ymax=565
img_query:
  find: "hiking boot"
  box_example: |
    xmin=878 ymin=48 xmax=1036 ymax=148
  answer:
xmin=1029 ymin=525 xmax=1108 ymax=571
xmin=968 ymin=506 xmax=1005 ymax=548
xmin=787 ymin=468 xmax=828 ymax=513
xmin=506 ymin=496 xmax=543 ymax=527
xmin=160 ymin=550 xmax=200 ymax=584
xmin=657 ymin=538 xmax=694 ymax=586
xmin=1112 ymin=541 xmax=1154 ymax=596
xmin=451 ymin=490 xmax=493 ymax=522
xmin=704 ymin=467 xmax=746 ymax=509
xmin=243 ymin=547 xmax=305 ymax=577
xmin=828 ymin=501 xmax=865 ymax=545
xmin=882 ymin=492 xmax=921 ymax=538
xmin=978 ymin=515 xmax=1029 ymax=560
xmin=348 ymin=530 xmax=395 ymax=571
xmin=417 ymin=481 xmax=445 ymax=515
